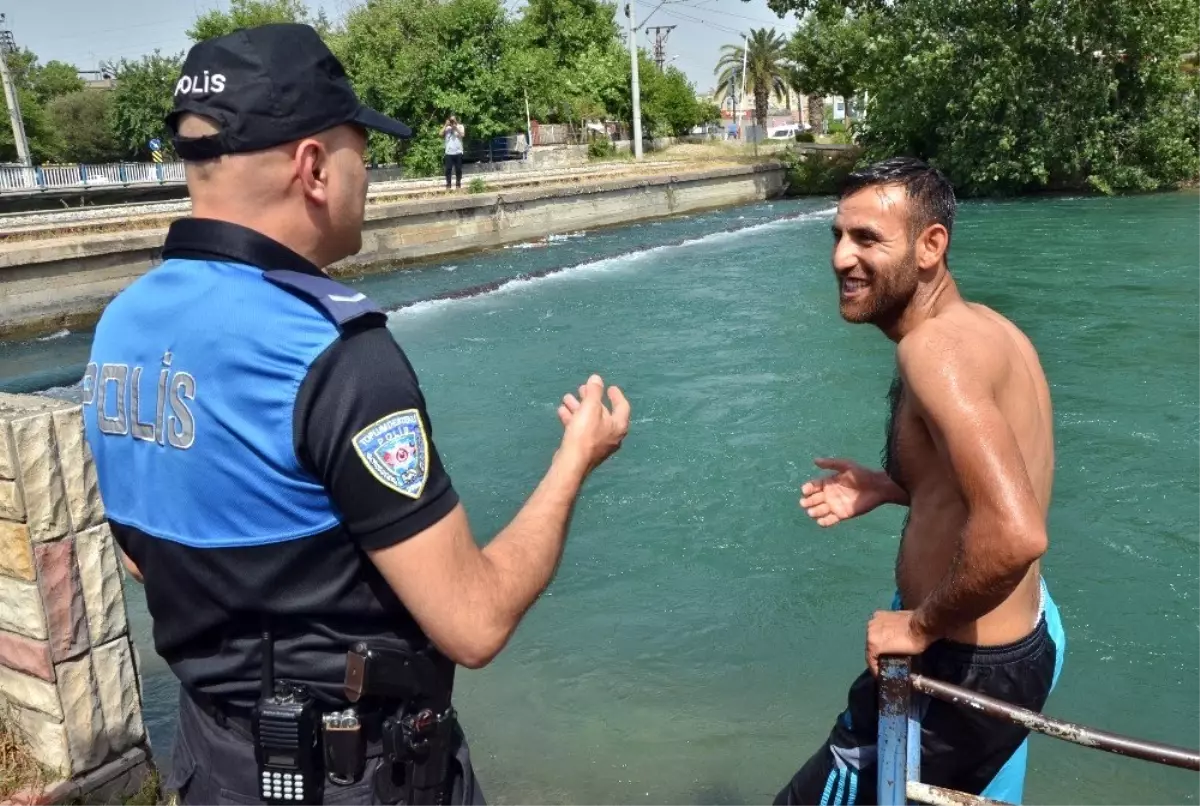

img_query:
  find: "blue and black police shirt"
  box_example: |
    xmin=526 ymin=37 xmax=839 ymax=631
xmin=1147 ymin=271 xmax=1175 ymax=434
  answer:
xmin=82 ymin=218 xmax=459 ymax=708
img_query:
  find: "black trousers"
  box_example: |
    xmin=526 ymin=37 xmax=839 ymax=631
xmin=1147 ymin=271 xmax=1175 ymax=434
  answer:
xmin=165 ymin=688 xmax=486 ymax=805
xmin=444 ymin=154 xmax=463 ymax=188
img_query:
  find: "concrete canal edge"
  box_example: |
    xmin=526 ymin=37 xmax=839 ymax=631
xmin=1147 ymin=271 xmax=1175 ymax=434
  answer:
xmin=0 ymin=161 xmax=787 ymax=341
xmin=0 ymin=393 xmax=153 ymax=805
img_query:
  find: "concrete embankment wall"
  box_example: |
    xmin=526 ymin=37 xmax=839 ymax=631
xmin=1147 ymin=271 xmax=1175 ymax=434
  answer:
xmin=0 ymin=393 xmax=152 ymax=804
xmin=0 ymin=162 xmax=785 ymax=341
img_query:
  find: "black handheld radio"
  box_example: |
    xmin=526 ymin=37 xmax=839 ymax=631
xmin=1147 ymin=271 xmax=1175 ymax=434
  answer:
xmin=252 ymin=628 xmax=322 ymax=805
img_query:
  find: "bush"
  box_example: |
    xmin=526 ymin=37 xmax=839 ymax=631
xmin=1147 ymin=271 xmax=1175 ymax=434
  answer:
xmin=782 ymin=149 xmax=859 ymax=196
xmin=794 ymin=130 xmax=816 ymax=143
xmin=467 ymin=176 xmax=488 ymax=194
xmin=587 ymin=134 xmax=616 ymax=160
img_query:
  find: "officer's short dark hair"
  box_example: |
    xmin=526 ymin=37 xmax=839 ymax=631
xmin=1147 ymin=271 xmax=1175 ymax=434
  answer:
xmin=839 ymin=157 xmax=956 ymax=244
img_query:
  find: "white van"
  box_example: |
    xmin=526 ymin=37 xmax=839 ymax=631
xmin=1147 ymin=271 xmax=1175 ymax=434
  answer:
xmin=767 ymin=124 xmax=801 ymax=140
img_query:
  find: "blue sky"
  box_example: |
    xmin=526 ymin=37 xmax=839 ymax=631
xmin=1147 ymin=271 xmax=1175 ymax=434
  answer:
xmin=7 ymin=0 xmax=795 ymax=96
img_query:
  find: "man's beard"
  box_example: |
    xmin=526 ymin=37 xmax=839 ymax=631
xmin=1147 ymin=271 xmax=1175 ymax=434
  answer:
xmin=840 ymin=248 xmax=920 ymax=328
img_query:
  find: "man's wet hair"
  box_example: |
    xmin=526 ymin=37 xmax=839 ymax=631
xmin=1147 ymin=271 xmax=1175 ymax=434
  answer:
xmin=839 ymin=157 xmax=956 ymax=244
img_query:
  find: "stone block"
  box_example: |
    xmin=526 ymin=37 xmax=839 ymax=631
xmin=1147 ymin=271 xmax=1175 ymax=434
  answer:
xmin=91 ymin=771 xmax=131 ymax=804
xmin=13 ymin=705 xmax=71 ymax=778
xmin=51 ymin=408 xmax=104 ymax=533
xmin=0 ymin=420 xmax=13 ymax=480
xmin=0 ymin=631 xmax=53 ymax=681
xmin=0 ymin=664 xmax=61 ymax=719
xmin=0 ymin=576 xmax=46 ymax=640
xmin=75 ymin=523 xmax=127 ymax=646
xmin=0 ymin=479 xmax=23 ymax=520
xmin=92 ymin=637 xmax=145 ymax=753
xmin=40 ymin=746 xmax=153 ymax=805
xmin=11 ymin=413 xmax=69 ymax=543
xmin=0 ymin=521 xmax=34 ymax=581
xmin=33 ymin=539 xmax=88 ymax=662
xmin=55 ymin=656 xmax=109 ymax=774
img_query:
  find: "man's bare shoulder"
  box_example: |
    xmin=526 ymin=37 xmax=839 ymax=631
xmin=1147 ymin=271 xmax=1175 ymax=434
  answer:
xmin=896 ymin=311 xmax=999 ymax=385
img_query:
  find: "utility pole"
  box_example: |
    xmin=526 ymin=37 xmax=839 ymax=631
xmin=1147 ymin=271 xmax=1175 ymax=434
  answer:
xmin=646 ymin=25 xmax=676 ymax=71
xmin=738 ymin=34 xmax=748 ymax=142
xmin=524 ymin=87 xmax=533 ymax=159
xmin=0 ymin=14 xmax=31 ymax=166
xmin=625 ymin=2 xmax=643 ymax=160
xmin=730 ymin=70 xmax=738 ymax=141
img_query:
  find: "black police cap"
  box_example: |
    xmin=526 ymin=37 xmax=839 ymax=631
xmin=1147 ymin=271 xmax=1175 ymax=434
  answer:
xmin=166 ymin=23 xmax=411 ymax=161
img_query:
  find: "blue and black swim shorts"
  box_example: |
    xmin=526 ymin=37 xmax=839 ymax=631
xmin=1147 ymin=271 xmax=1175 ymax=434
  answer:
xmin=774 ymin=578 xmax=1066 ymax=806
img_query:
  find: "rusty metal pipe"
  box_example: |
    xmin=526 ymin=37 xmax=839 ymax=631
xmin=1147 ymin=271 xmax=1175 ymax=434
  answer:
xmin=910 ymin=673 xmax=1200 ymax=772
xmin=906 ymin=782 xmax=1012 ymax=806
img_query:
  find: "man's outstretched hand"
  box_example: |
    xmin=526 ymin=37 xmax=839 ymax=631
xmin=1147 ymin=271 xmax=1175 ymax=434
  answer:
xmin=557 ymin=374 xmax=630 ymax=475
xmin=800 ymin=457 xmax=906 ymax=526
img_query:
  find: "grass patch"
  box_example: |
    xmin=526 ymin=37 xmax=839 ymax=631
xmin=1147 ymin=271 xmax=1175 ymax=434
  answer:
xmin=122 ymin=767 xmax=162 ymax=806
xmin=467 ymin=176 xmax=488 ymax=194
xmin=0 ymin=707 xmax=52 ymax=801
xmin=653 ymin=141 xmax=790 ymax=164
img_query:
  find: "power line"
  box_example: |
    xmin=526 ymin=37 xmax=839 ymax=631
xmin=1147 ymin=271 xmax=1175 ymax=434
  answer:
xmin=652 ymin=5 xmax=742 ymax=36
xmin=673 ymin=0 xmax=789 ymax=27
xmin=646 ymin=24 xmax=676 ymax=70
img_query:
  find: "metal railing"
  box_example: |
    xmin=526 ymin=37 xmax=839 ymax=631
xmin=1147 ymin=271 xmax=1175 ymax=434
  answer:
xmin=0 ymin=161 xmax=188 ymax=193
xmin=0 ymin=144 xmax=527 ymax=195
xmin=877 ymin=657 xmax=1200 ymax=805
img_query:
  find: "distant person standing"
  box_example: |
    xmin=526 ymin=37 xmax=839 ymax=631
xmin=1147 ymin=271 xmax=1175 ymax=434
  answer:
xmin=443 ymin=115 xmax=465 ymax=190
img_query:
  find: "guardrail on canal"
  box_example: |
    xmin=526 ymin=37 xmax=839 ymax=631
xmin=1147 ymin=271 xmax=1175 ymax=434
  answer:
xmin=876 ymin=656 xmax=1200 ymax=805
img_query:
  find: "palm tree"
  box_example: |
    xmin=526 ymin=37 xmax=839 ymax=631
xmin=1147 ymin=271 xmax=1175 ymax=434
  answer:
xmin=714 ymin=28 xmax=790 ymax=133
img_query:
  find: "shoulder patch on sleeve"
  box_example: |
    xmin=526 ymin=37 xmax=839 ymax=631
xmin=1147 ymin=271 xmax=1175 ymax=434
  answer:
xmin=352 ymin=409 xmax=429 ymax=499
xmin=264 ymin=269 xmax=385 ymax=331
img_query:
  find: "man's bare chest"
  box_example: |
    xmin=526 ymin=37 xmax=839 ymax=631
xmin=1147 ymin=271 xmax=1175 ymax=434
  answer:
xmin=883 ymin=375 xmax=941 ymax=493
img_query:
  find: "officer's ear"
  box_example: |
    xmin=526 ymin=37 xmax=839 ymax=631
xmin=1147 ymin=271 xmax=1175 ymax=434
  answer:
xmin=293 ymin=137 xmax=331 ymax=206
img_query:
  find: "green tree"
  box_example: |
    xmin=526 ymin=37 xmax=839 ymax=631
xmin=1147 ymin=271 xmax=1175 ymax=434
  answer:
xmin=188 ymin=0 xmax=330 ymax=42
xmin=714 ymin=28 xmax=790 ymax=132
xmin=760 ymin=0 xmax=1199 ymax=194
xmin=520 ymin=0 xmax=620 ymax=67
xmin=334 ymin=0 xmax=524 ymax=173
xmin=881 ymin=0 xmax=1197 ymax=193
xmin=512 ymin=0 xmax=627 ymax=128
xmin=46 ymin=91 xmax=122 ymax=163
xmin=787 ymin=9 xmax=872 ymax=129
xmin=641 ymin=62 xmax=707 ymax=137
xmin=28 ymin=60 xmax=85 ymax=105
xmin=697 ymin=100 xmax=723 ymax=127
xmin=107 ymin=51 xmax=184 ymax=160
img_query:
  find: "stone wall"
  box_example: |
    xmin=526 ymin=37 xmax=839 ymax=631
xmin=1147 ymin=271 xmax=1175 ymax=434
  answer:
xmin=0 ymin=161 xmax=786 ymax=341
xmin=0 ymin=393 xmax=151 ymax=804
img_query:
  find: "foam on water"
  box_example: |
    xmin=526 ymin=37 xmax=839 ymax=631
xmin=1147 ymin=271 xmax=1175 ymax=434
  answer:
xmin=37 ymin=329 xmax=71 ymax=342
xmin=388 ymin=208 xmax=834 ymax=321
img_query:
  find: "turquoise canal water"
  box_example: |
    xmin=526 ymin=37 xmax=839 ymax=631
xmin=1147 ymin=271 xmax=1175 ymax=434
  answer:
xmin=1 ymin=192 xmax=1196 ymax=804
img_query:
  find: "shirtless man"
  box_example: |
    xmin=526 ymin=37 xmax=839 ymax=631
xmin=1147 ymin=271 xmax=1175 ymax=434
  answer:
xmin=774 ymin=158 xmax=1066 ymax=805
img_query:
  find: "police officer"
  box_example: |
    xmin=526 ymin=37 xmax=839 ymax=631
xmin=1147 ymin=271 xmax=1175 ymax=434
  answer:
xmin=82 ymin=23 xmax=630 ymax=805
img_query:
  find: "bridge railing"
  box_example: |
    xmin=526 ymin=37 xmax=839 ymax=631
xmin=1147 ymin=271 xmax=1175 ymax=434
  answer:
xmin=0 ymin=161 xmax=190 ymax=193
xmin=877 ymin=657 xmax=1200 ymax=806
xmin=0 ymin=149 xmax=525 ymax=194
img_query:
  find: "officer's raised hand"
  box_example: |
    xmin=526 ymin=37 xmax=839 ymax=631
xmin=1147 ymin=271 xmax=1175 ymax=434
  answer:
xmin=367 ymin=375 xmax=632 ymax=671
xmin=556 ymin=374 xmax=630 ymax=474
